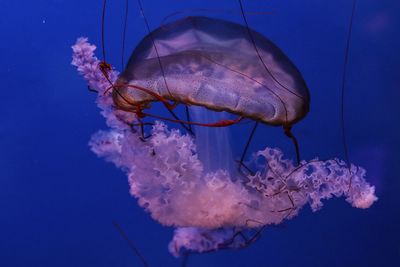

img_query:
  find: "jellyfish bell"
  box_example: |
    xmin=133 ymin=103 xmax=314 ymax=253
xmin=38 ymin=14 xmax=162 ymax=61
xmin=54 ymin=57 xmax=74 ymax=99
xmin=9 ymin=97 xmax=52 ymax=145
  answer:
xmin=113 ymin=16 xmax=310 ymax=127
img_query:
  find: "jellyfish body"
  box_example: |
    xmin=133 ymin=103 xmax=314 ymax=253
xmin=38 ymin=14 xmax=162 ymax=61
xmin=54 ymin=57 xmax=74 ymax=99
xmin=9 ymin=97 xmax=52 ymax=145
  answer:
xmin=72 ymin=12 xmax=377 ymax=255
xmin=114 ymin=16 xmax=310 ymax=126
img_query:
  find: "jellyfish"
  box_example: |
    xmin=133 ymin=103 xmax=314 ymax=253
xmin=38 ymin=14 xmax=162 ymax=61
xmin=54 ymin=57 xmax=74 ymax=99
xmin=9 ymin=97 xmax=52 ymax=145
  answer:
xmin=71 ymin=12 xmax=377 ymax=257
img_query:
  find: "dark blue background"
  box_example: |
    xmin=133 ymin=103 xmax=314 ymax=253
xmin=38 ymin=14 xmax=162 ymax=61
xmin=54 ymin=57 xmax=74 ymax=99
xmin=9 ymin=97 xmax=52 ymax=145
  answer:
xmin=1 ymin=0 xmax=399 ymax=266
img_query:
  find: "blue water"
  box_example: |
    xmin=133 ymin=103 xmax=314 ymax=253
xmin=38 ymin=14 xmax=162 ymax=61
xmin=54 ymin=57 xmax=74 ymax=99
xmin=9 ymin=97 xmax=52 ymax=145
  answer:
xmin=1 ymin=0 xmax=399 ymax=266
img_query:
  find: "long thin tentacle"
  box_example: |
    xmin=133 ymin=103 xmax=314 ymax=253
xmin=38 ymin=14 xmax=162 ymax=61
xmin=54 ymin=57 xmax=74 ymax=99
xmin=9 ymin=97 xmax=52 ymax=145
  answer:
xmin=112 ymin=221 xmax=150 ymax=267
xmin=341 ymin=0 xmax=357 ymax=168
xmin=238 ymin=122 xmax=258 ymax=175
xmin=283 ymin=126 xmax=301 ymax=165
xmin=121 ymin=0 xmax=129 ymax=70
